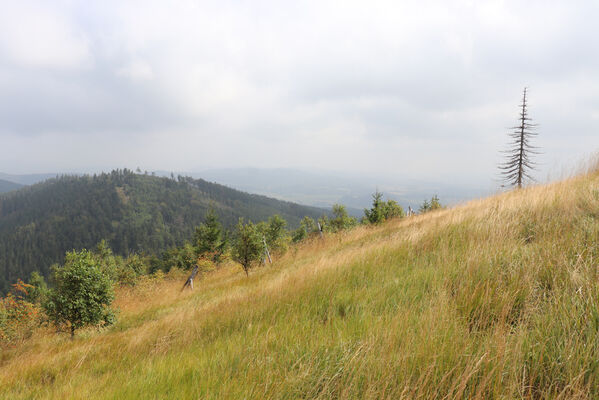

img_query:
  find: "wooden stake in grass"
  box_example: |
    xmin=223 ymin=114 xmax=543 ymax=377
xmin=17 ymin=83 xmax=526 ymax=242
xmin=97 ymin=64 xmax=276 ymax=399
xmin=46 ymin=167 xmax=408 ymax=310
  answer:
xmin=262 ymin=237 xmax=272 ymax=264
xmin=181 ymin=265 xmax=199 ymax=291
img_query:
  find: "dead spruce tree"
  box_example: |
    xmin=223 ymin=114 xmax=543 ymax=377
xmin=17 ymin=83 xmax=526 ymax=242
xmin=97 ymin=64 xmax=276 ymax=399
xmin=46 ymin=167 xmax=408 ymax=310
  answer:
xmin=500 ymin=87 xmax=539 ymax=188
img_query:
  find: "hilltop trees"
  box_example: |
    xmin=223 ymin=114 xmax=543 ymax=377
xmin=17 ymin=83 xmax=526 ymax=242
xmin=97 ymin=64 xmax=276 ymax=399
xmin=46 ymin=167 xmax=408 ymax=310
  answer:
xmin=44 ymin=250 xmax=115 ymax=338
xmin=0 ymin=169 xmax=321 ymax=294
xmin=500 ymin=87 xmax=539 ymax=188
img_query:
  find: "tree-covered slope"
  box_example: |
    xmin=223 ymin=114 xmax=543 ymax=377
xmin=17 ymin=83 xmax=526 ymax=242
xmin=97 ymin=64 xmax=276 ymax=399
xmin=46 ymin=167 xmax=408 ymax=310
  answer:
xmin=0 ymin=179 xmax=22 ymax=194
xmin=0 ymin=169 xmax=323 ymax=293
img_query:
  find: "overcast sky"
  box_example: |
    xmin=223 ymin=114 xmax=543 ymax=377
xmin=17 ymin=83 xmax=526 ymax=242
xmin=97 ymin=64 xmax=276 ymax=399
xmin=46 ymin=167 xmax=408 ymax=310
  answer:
xmin=0 ymin=0 xmax=597 ymax=187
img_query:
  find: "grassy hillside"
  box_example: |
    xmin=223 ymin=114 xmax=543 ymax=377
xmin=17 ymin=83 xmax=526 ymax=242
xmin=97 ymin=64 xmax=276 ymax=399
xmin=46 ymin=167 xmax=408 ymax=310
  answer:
xmin=0 ymin=169 xmax=323 ymax=294
xmin=2 ymin=169 xmax=599 ymax=399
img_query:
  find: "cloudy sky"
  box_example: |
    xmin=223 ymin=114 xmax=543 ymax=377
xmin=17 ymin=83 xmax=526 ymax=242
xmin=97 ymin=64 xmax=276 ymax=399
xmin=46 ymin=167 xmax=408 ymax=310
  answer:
xmin=1 ymin=0 xmax=597 ymax=187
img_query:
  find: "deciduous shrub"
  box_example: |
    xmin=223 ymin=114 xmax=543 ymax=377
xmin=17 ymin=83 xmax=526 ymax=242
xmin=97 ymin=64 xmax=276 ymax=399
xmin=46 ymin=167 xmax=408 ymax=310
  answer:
xmin=44 ymin=249 xmax=115 ymax=338
xmin=0 ymin=280 xmax=41 ymax=345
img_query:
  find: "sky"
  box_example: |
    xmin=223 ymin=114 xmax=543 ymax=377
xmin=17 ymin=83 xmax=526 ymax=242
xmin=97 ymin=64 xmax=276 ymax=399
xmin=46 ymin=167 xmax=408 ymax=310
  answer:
xmin=0 ymin=0 xmax=598 ymax=188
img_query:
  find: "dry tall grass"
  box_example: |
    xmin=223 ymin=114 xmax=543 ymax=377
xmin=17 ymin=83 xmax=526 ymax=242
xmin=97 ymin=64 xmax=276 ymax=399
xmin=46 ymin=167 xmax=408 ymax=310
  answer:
xmin=2 ymin=169 xmax=599 ymax=399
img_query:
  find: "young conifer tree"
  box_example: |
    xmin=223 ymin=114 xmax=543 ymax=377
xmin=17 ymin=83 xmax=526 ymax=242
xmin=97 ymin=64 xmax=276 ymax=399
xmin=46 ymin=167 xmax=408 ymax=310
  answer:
xmin=194 ymin=208 xmax=226 ymax=263
xmin=499 ymin=87 xmax=539 ymax=188
xmin=232 ymin=219 xmax=262 ymax=277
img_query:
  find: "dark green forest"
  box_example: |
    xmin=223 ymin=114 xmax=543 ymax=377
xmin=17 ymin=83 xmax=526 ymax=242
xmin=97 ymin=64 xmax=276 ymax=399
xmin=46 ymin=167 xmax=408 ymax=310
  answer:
xmin=0 ymin=169 xmax=322 ymax=293
xmin=0 ymin=179 xmax=22 ymax=194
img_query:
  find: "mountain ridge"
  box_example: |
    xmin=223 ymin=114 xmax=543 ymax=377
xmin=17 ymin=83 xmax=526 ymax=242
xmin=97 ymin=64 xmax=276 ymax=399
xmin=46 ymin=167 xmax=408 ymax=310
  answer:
xmin=0 ymin=169 xmax=324 ymax=293
xmin=0 ymin=179 xmax=22 ymax=194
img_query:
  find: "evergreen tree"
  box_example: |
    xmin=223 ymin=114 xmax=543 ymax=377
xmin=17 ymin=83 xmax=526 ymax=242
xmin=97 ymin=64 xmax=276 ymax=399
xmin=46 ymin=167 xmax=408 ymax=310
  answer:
xmin=301 ymin=216 xmax=318 ymax=234
xmin=383 ymin=199 xmax=405 ymax=219
xmin=429 ymin=195 xmax=442 ymax=210
xmin=419 ymin=195 xmax=442 ymax=214
xmin=364 ymin=191 xmax=385 ymax=224
xmin=318 ymin=215 xmax=329 ymax=234
xmin=500 ymin=87 xmax=539 ymax=188
xmin=232 ymin=219 xmax=263 ymax=277
xmin=94 ymin=239 xmax=118 ymax=281
xmin=25 ymin=271 xmax=48 ymax=304
xmin=292 ymin=216 xmax=318 ymax=243
xmin=329 ymin=204 xmax=357 ymax=232
xmin=419 ymin=199 xmax=431 ymax=213
xmin=365 ymin=192 xmax=405 ymax=223
xmin=160 ymin=243 xmax=197 ymax=272
xmin=262 ymin=215 xmax=290 ymax=253
xmin=194 ymin=209 xmax=227 ymax=263
xmin=123 ymin=253 xmax=147 ymax=276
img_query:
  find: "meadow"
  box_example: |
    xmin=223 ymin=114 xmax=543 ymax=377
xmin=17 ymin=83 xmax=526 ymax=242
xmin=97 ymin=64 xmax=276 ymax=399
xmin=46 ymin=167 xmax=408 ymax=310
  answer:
xmin=2 ymin=167 xmax=599 ymax=399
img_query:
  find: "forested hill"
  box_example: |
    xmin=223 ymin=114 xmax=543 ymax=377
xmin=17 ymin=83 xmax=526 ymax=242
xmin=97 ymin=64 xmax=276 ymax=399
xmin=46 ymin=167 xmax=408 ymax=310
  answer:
xmin=0 ymin=179 xmax=22 ymax=194
xmin=0 ymin=169 xmax=323 ymax=293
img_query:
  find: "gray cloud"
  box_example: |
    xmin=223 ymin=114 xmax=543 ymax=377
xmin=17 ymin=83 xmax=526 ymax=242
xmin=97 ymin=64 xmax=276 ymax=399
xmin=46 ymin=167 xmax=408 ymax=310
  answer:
xmin=0 ymin=0 xmax=598 ymax=186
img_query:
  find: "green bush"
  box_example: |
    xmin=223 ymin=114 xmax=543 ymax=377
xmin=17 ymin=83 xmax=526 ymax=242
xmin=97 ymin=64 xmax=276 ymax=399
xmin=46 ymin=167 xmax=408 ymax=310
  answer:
xmin=329 ymin=204 xmax=357 ymax=232
xmin=419 ymin=195 xmax=443 ymax=213
xmin=232 ymin=219 xmax=263 ymax=276
xmin=25 ymin=271 xmax=48 ymax=304
xmin=44 ymin=249 xmax=115 ymax=338
xmin=258 ymin=215 xmax=290 ymax=254
xmin=365 ymin=192 xmax=405 ymax=223
xmin=160 ymin=243 xmax=197 ymax=272
xmin=292 ymin=216 xmax=319 ymax=242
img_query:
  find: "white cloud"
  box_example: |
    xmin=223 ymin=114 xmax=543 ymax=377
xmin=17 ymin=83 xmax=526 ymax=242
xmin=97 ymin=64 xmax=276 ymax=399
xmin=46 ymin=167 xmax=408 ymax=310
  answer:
xmin=0 ymin=0 xmax=598 ymax=185
xmin=0 ymin=1 xmax=91 ymax=69
xmin=116 ymin=60 xmax=154 ymax=81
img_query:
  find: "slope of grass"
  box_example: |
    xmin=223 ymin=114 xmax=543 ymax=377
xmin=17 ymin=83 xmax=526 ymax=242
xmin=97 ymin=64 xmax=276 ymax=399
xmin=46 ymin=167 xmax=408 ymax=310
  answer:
xmin=2 ymin=169 xmax=599 ymax=399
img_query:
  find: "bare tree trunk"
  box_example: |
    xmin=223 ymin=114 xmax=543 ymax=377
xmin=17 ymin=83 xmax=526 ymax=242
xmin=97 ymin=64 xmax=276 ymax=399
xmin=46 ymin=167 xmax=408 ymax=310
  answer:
xmin=499 ymin=87 xmax=538 ymax=189
xmin=517 ymin=88 xmax=527 ymax=189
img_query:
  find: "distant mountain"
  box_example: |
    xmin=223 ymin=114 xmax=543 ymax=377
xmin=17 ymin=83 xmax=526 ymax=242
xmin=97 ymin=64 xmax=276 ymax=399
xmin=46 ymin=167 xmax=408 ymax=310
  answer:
xmin=192 ymin=168 xmax=494 ymax=214
xmin=0 ymin=169 xmax=323 ymax=293
xmin=0 ymin=172 xmax=58 ymax=186
xmin=0 ymin=179 xmax=22 ymax=194
xmin=188 ymin=168 xmax=368 ymax=215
